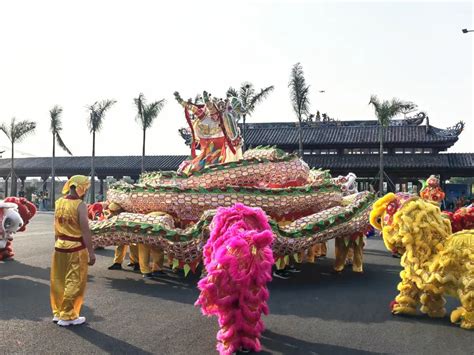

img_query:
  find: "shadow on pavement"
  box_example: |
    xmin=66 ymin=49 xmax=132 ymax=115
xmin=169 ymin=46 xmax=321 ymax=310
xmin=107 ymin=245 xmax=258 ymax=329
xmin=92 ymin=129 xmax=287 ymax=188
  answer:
xmin=0 ymin=277 xmax=102 ymax=323
xmin=266 ymin=257 xmax=459 ymax=328
xmin=0 ymin=260 xmax=51 ymax=281
xmin=94 ymin=248 xmax=115 ymax=257
xmin=260 ymin=329 xmax=383 ymax=355
xmin=68 ymin=326 xmax=153 ymax=355
xmin=104 ymin=271 xmax=201 ymax=305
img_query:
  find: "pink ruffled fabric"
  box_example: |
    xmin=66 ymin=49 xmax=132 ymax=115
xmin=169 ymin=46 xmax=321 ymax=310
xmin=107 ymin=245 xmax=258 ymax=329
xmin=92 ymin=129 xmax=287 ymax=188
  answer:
xmin=195 ymin=203 xmax=274 ymax=355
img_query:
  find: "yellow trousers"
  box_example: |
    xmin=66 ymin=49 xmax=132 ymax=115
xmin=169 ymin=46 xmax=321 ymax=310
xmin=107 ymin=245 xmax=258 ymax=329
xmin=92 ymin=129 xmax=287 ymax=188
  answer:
xmin=50 ymin=249 xmax=89 ymax=320
xmin=306 ymin=242 xmax=328 ymax=263
xmin=334 ymin=237 xmax=363 ymax=273
xmin=113 ymin=244 xmax=139 ymax=264
xmin=138 ymin=244 xmax=164 ymax=274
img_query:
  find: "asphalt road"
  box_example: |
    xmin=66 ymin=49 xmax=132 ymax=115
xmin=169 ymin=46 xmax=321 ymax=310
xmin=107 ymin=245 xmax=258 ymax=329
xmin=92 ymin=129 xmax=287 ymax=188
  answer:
xmin=0 ymin=213 xmax=472 ymax=355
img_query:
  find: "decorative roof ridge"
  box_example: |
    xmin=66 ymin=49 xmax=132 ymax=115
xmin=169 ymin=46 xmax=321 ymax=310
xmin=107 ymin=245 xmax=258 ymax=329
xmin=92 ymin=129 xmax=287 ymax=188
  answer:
xmin=245 ymin=113 xmax=427 ymax=129
xmin=426 ymin=120 xmax=465 ymax=138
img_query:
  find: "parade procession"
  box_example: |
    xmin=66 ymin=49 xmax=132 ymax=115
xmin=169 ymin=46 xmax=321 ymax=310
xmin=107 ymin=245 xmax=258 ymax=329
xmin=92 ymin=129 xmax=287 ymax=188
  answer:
xmin=1 ymin=1 xmax=473 ymax=354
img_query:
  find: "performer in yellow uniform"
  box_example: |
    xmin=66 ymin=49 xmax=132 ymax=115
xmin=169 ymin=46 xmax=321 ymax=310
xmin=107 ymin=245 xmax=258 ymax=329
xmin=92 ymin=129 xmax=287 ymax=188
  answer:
xmin=50 ymin=175 xmax=95 ymax=326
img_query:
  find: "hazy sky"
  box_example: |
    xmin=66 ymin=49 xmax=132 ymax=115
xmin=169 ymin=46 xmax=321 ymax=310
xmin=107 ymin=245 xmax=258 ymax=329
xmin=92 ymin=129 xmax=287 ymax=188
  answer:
xmin=0 ymin=0 xmax=472 ymax=158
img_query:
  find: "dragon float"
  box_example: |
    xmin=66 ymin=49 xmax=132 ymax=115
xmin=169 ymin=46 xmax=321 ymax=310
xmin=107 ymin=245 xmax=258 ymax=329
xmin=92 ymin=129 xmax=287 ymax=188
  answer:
xmin=90 ymin=90 xmax=374 ymax=273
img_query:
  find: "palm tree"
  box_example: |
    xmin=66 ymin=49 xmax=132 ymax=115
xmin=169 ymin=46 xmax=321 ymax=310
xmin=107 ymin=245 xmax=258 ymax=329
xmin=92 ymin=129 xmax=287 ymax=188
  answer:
xmin=50 ymin=105 xmax=73 ymax=209
xmin=226 ymin=82 xmax=274 ymax=151
xmin=87 ymin=99 xmax=116 ymax=203
xmin=134 ymin=93 xmax=166 ymax=173
xmin=399 ymin=101 xmax=418 ymax=118
xmin=0 ymin=118 xmax=36 ymax=196
xmin=288 ymin=63 xmax=310 ymax=157
xmin=368 ymin=95 xmax=408 ymax=194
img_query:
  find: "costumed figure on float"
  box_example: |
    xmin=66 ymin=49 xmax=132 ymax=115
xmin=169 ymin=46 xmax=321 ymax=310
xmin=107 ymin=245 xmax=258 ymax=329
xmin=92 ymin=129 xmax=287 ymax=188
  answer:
xmin=0 ymin=197 xmax=37 ymax=261
xmin=196 ymin=203 xmax=274 ymax=355
xmin=370 ymin=176 xmax=473 ymax=329
xmin=89 ymin=89 xmax=374 ymax=276
xmin=173 ymin=90 xmax=243 ymax=175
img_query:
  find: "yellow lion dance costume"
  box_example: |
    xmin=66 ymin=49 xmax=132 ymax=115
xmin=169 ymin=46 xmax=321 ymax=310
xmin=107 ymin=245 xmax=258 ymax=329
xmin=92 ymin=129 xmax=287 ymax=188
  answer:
xmin=370 ymin=192 xmax=474 ymax=330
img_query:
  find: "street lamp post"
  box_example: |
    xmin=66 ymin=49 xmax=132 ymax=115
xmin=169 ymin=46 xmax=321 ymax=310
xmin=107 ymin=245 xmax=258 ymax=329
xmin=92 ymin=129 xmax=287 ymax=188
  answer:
xmin=462 ymin=29 xmax=473 ymax=33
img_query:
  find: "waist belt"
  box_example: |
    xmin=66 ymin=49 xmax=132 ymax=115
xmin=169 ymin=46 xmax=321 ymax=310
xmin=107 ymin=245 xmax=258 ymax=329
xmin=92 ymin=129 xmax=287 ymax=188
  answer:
xmin=55 ymin=235 xmax=86 ymax=253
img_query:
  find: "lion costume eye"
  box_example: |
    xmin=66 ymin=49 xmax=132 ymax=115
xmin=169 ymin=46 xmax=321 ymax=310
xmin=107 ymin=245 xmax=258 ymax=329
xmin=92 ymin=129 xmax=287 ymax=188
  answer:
xmin=3 ymin=217 xmax=12 ymax=229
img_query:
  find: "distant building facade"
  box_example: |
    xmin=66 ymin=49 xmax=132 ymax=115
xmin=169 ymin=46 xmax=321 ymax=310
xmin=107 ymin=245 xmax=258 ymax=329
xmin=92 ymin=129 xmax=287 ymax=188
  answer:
xmin=0 ymin=113 xmax=472 ymax=198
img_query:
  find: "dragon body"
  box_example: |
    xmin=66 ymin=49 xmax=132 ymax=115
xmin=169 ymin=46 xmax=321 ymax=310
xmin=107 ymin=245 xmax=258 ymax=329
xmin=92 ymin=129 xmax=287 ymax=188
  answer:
xmin=91 ymin=147 xmax=374 ymax=271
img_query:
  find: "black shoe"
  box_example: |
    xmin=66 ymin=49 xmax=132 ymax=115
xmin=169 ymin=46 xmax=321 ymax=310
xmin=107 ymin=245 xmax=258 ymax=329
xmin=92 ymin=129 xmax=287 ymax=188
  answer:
xmin=108 ymin=263 xmax=122 ymax=270
xmin=238 ymin=348 xmax=251 ymax=354
xmin=133 ymin=264 xmax=140 ymax=272
xmin=151 ymin=270 xmax=166 ymax=277
xmin=392 ymin=253 xmax=401 ymax=259
xmin=272 ymin=270 xmax=291 ymax=280
xmin=286 ymin=265 xmax=301 ymax=273
xmin=142 ymin=273 xmax=153 ymax=279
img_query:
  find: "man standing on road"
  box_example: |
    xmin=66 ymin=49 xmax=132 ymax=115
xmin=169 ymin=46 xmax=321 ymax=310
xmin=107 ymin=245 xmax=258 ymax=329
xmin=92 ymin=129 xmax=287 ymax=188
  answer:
xmin=50 ymin=175 xmax=96 ymax=326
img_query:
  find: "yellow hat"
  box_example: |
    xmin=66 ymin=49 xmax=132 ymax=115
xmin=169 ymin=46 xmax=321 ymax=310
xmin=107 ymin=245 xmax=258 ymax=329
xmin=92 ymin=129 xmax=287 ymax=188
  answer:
xmin=62 ymin=175 xmax=91 ymax=197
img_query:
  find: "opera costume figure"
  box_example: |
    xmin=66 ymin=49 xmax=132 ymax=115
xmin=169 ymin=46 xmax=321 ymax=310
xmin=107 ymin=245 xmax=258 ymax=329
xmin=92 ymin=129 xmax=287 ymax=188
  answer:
xmin=174 ymin=91 xmax=243 ymax=175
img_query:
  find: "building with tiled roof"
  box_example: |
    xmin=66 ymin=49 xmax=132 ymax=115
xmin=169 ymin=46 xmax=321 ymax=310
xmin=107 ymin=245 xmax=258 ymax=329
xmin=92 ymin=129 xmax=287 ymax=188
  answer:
xmin=241 ymin=113 xmax=471 ymax=192
xmin=0 ymin=112 xmax=472 ymax=197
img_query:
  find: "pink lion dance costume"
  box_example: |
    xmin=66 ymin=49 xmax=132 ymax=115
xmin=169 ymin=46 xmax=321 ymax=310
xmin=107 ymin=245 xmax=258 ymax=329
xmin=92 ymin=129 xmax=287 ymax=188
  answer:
xmin=196 ymin=203 xmax=274 ymax=355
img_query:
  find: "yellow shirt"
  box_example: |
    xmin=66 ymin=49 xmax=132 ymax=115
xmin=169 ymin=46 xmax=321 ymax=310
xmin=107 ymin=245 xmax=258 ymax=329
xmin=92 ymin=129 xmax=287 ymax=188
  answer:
xmin=54 ymin=197 xmax=83 ymax=250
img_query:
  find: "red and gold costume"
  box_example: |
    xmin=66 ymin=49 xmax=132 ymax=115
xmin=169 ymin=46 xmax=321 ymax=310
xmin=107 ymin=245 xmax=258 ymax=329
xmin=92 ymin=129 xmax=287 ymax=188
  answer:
xmin=174 ymin=91 xmax=242 ymax=175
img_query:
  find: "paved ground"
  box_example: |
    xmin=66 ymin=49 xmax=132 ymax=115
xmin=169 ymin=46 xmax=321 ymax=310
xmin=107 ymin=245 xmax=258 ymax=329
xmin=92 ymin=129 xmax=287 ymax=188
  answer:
xmin=0 ymin=213 xmax=472 ymax=355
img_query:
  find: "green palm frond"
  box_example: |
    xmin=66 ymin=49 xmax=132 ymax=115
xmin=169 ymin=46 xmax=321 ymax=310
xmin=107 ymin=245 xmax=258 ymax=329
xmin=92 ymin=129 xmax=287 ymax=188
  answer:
xmin=400 ymin=101 xmax=418 ymax=116
xmin=141 ymin=99 xmax=166 ymax=130
xmin=228 ymin=82 xmax=274 ymax=117
xmin=289 ymin=63 xmax=310 ymax=121
xmin=87 ymin=99 xmax=117 ymax=133
xmin=134 ymin=93 xmax=146 ymax=121
xmin=239 ymin=82 xmax=254 ymax=113
xmin=248 ymin=85 xmax=274 ymax=114
xmin=369 ymin=95 xmax=408 ymax=128
xmin=0 ymin=121 xmax=12 ymax=141
xmin=2 ymin=118 xmax=36 ymax=143
xmin=49 ymin=105 xmax=63 ymax=134
xmin=56 ymin=132 xmax=73 ymax=155
xmin=1 ymin=118 xmax=36 ymax=143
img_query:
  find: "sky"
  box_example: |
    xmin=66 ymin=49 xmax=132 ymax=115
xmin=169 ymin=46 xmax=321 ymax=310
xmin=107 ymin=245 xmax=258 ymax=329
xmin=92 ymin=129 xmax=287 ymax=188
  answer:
xmin=0 ymin=0 xmax=472 ymax=159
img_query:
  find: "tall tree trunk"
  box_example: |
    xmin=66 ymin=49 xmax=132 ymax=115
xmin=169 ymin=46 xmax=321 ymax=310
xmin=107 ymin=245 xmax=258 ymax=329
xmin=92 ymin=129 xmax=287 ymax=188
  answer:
xmin=378 ymin=126 xmax=384 ymax=195
xmin=141 ymin=128 xmax=146 ymax=173
xmin=298 ymin=118 xmax=303 ymax=157
xmin=11 ymin=141 xmax=16 ymax=196
xmin=51 ymin=133 xmax=56 ymax=210
xmin=242 ymin=114 xmax=247 ymax=152
xmin=90 ymin=130 xmax=96 ymax=203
